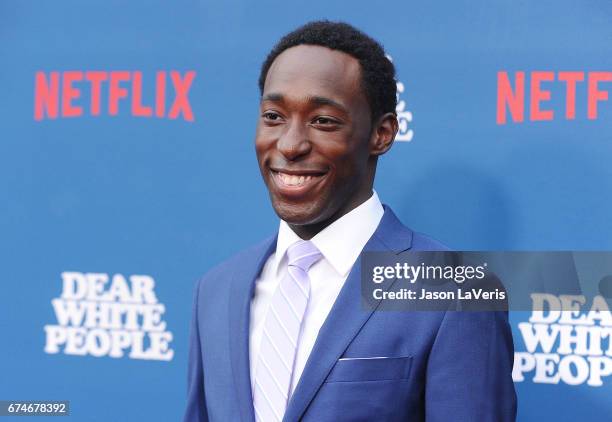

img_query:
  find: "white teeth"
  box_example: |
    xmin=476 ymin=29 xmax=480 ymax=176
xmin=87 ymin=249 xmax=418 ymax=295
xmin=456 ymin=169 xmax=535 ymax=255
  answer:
xmin=277 ymin=172 xmax=315 ymax=186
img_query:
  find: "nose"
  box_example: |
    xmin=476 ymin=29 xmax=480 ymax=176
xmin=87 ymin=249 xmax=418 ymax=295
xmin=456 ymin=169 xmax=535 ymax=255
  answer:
xmin=276 ymin=120 xmax=311 ymax=161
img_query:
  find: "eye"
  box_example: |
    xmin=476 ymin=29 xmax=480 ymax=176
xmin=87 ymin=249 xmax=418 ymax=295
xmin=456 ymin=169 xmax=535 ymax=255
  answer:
xmin=262 ymin=111 xmax=283 ymax=122
xmin=312 ymin=116 xmax=340 ymax=126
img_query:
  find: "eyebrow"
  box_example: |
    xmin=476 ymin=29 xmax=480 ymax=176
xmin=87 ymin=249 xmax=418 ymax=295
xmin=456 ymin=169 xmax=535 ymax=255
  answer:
xmin=261 ymin=93 xmax=349 ymax=114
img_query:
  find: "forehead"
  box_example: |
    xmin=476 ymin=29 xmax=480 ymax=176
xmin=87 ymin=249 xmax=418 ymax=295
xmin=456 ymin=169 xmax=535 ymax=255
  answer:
xmin=263 ymin=44 xmax=366 ymax=107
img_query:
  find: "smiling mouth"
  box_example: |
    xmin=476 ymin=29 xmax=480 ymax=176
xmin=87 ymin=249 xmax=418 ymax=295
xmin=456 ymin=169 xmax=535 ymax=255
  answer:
xmin=270 ymin=169 xmax=327 ymax=195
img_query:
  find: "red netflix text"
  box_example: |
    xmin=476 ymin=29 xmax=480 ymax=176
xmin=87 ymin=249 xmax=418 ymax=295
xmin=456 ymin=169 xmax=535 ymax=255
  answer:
xmin=497 ymin=71 xmax=612 ymax=124
xmin=34 ymin=70 xmax=196 ymax=122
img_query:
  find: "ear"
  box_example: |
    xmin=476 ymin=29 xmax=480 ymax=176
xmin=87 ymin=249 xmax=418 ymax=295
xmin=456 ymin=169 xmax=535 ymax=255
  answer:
xmin=369 ymin=112 xmax=398 ymax=156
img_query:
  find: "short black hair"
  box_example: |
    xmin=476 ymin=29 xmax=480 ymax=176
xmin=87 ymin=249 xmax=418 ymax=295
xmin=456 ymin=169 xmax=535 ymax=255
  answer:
xmin=258 ymin=20 xmax=397 ymax=121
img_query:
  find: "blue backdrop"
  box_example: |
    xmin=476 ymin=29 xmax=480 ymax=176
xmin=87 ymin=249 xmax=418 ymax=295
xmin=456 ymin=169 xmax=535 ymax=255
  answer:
xmin=1 ymin=0 xmax=611 ymax=420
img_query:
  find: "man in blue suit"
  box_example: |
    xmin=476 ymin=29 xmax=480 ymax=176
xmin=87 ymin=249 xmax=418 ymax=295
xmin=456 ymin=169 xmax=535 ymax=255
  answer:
xmin=184 ymin=21 xmax=516 ymax=421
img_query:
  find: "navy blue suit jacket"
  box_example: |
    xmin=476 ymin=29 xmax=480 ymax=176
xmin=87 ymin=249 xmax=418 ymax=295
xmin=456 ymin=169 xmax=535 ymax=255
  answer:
xmin=184 ymin=206 xmax=517 ymax=421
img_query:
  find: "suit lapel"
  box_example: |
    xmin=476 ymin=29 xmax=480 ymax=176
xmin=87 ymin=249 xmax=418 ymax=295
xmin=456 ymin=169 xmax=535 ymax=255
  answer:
xmin=282 ymin=206 xmax=413 ymax=422
xmin=229 ymin=236 xmax=277 ymax=422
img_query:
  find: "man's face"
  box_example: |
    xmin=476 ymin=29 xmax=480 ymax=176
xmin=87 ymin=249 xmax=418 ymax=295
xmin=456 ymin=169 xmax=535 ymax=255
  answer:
xmin=255 ymin=44 xmax=376 ymax=231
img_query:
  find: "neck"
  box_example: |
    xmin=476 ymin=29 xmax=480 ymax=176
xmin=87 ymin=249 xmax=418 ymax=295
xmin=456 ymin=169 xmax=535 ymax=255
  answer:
xmin=288 ymin=188 xmax=374 ymax=240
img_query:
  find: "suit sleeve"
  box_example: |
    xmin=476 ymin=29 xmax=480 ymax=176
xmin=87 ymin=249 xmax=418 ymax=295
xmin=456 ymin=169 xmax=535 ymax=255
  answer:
xmin=425 ymin=310 xmax=517 ymax=422
xmin=183 ymin=278 xmax=209 ymax=422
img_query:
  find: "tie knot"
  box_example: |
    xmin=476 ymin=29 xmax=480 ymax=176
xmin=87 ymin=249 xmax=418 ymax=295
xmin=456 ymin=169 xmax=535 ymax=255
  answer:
xmin=286 ymin=240 xmax=322 ymax=272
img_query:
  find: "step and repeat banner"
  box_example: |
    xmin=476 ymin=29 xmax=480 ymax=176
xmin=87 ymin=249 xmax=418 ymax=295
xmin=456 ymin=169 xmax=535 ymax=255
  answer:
xmin=1 ymin=0 xmax=611 ymax=421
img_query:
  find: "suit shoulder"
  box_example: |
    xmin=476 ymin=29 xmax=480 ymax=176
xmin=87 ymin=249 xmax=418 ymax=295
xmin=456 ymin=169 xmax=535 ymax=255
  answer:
xmin=379 ymin=205 xmax=450 ymax=251
xmin=412 ymin=231 xmax=451 ymax=251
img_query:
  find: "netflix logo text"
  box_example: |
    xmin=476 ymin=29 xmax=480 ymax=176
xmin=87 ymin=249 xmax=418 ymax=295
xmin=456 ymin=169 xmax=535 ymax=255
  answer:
xmin=34 ymin=70 xmax=196 ymax=122
xmin=497 ymin=71 xmax=612 ymax=124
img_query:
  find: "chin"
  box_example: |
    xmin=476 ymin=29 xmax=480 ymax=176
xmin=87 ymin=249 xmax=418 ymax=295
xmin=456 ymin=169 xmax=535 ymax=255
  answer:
xmin=271 ymin=198 xmax=328 ymax=226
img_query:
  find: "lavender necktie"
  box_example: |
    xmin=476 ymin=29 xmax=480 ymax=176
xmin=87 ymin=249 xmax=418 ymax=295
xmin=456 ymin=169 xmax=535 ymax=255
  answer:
xmin=253 ymin=240 xmax=322 ymax=422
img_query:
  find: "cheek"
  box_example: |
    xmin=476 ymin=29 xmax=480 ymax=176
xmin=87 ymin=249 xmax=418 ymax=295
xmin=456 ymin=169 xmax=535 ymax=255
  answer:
xmin=256 ymin=128 xmax=287 ymax=159
xmin=311 ymin=129 xmax=355 ymax=158
xmin=254 ymin=122 xmax=276 ymax=151
xmin=254 ymin=136 xmax=273 ymax=162
xmin=317 ymin=137 xmax=368 ymax=177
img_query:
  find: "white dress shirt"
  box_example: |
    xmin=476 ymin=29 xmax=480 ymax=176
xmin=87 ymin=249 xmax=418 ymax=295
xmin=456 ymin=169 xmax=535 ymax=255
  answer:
xmin=249 ymin=191 xmax=384 ymax=395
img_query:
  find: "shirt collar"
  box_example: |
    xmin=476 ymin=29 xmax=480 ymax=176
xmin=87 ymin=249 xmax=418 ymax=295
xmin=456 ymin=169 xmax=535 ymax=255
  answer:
xmin=273 ymin=190 xmax=384 ymax=278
